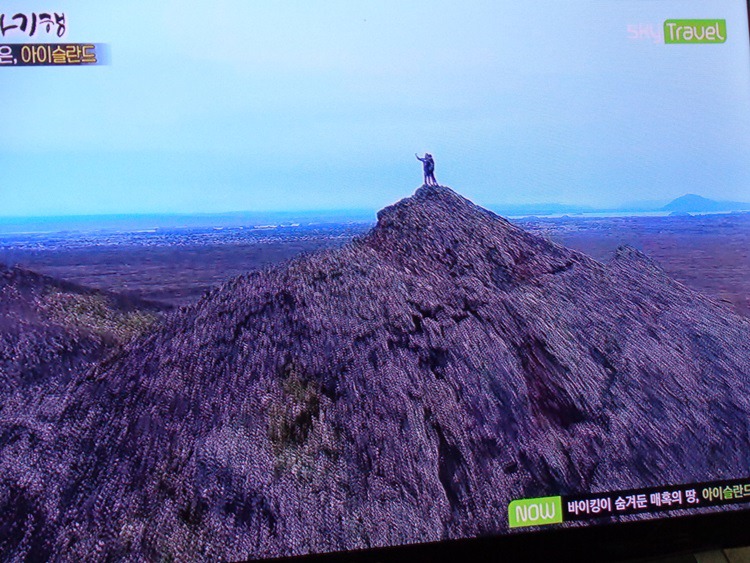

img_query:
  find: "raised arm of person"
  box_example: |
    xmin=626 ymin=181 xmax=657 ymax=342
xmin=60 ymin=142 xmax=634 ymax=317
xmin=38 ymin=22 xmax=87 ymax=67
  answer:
xmin=415 ymin=153 xmax=426 ymax=162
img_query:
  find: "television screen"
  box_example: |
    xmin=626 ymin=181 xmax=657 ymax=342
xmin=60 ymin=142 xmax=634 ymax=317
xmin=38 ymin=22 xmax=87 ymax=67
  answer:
xmin=1 ymin=1 xmax=750 ymax=561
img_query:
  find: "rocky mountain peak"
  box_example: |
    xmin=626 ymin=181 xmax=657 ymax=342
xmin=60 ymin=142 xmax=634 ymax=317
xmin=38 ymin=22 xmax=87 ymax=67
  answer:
xmin=372 ymin=185 xmax=518 ymax=246
xmin=366 ymin=185 xmax=582 ymax=284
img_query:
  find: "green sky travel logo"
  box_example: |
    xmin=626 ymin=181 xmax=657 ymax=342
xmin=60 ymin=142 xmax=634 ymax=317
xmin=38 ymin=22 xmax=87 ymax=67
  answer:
xmin=508 ymin=496 xmax=563 ymax=528
xmin=664 ymin=20 xmax=727 ymax=44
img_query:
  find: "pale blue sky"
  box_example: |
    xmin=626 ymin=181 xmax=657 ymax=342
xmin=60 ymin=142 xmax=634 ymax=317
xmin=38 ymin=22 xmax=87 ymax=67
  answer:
xmin=1 ymin=1 xmax=749 ymax=216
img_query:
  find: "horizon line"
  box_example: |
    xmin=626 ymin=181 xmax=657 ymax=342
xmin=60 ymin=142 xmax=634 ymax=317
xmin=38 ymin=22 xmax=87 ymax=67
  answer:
xmin=0 ymin=192 xmax=747 ymax=222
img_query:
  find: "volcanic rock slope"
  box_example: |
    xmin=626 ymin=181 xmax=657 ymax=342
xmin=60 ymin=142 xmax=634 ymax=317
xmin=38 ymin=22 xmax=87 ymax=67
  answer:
xmin=0 ymin=264 xmax=168 ymax=560
xmin=0 ymin=264 xmax=166 ymax=392
xmin=5 ymin=186 xmax=750 ymax=561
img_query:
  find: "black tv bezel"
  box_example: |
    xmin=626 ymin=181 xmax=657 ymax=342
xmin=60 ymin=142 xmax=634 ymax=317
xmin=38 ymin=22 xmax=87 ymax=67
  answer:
xmin=258 ymin=4 xmax=750 ymax=561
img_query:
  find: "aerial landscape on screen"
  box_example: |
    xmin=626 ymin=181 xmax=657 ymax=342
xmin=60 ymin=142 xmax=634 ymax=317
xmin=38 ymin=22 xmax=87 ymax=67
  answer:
xmin=2 ymin=1 xmax=750 ymax=561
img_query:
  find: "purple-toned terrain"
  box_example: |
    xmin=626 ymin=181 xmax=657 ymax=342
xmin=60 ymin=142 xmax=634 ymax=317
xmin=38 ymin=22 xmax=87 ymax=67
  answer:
xmin=1 ymin=186 xmax=750 ymax=561
xmin=0 ymin=265 xmax=168 ymax=391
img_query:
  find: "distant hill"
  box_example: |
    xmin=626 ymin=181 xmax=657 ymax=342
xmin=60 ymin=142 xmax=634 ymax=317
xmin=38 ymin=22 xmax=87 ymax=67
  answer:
xmin=489 ymin=194 xmax=750 ymax=216
xmin=3 ymin=186 xmax=749 ymax=561
xmin=662 ymin=194 xmax=750 ymax=213
xmin=0 ymin=264 xmax=169 ymax=391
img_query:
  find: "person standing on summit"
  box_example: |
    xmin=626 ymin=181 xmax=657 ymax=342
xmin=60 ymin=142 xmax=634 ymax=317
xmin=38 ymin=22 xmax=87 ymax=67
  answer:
xmin=416 ymin=153 xmax=438 ymax=186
